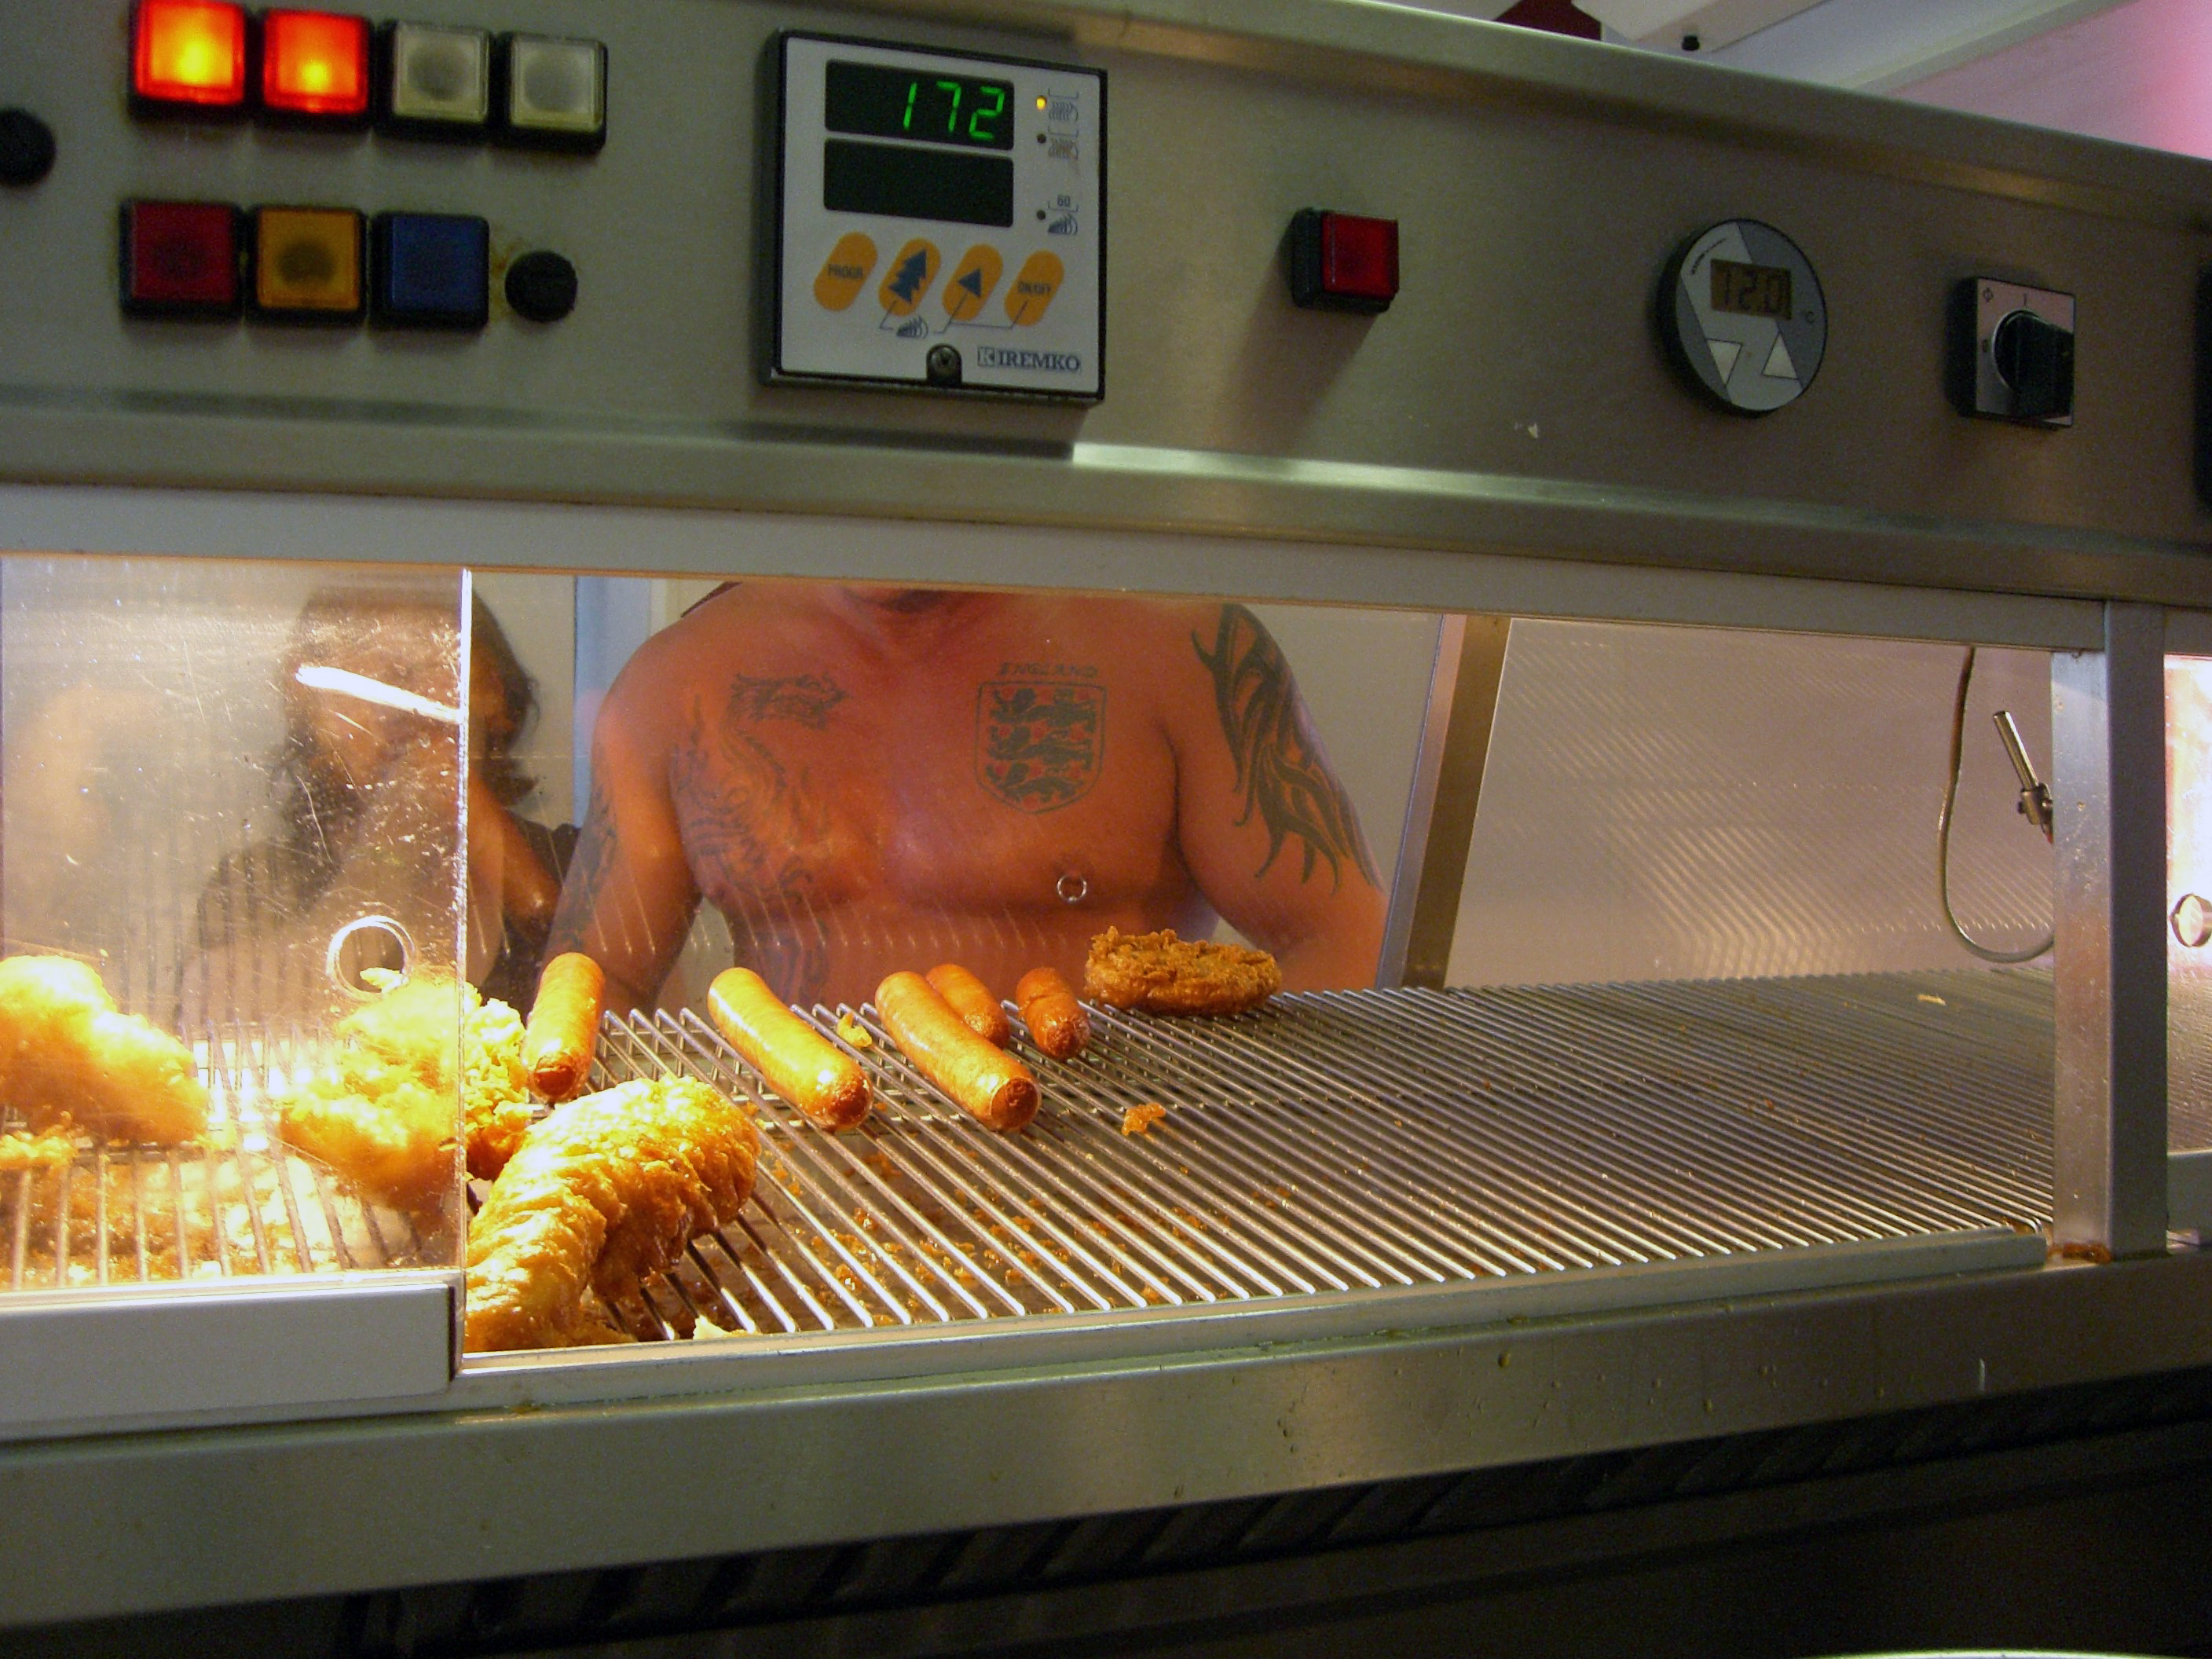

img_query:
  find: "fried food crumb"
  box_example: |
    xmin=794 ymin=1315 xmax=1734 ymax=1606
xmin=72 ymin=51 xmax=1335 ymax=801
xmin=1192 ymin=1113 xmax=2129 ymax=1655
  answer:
xmin=836 ymin=1012 xmax=873 ymax=1049
xmin=1121 ymin=1102 xmax=1170 ymax=1136
xmin=1084 ymin=928 xmax=1280 ymax=1016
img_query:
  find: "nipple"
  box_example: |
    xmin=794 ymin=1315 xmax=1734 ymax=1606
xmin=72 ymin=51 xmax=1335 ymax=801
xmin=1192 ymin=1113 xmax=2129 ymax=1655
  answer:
xmin=1056 ymin=870 xmax=1090 ymax=906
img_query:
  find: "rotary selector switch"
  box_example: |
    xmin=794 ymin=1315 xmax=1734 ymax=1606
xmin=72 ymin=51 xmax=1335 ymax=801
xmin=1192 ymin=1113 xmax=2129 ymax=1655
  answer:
xmin=1951 ymin=278 xmax=2074 ymax=427
xmin=1657 ymin=219 xmax=1826 ymax=416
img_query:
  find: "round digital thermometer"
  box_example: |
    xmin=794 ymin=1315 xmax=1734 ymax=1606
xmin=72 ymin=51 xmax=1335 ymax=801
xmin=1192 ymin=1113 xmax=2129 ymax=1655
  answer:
xmin=1659 ymin=220 xmax=1826 ymax=415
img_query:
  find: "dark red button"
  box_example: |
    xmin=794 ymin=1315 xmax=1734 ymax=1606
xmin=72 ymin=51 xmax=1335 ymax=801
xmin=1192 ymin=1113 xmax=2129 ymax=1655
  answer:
xmin=1287 ymin=208 xmax=1399 ymax=315
xmin=121 ymin=200 xmax=241 ymax=317
xmin=1322 ymin=214 xmax=1398 ymax=303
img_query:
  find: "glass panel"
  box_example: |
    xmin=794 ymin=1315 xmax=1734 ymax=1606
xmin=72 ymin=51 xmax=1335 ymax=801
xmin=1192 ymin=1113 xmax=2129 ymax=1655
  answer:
xmin=0 ymin=555 xmax=467 ymax=1284
xmin=2168 ymin=656 xmax=2212 ymax=1153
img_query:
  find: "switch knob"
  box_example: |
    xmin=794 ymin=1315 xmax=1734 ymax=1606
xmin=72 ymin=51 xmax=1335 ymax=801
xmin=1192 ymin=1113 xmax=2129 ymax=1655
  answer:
xmin=1991 ymin=307 xmax=2074 ymax=421
xmin=1950 ymin=277 xmax=2075 ymax=427
xmin=0 ymin=108 xmax=55 ymax=186
xmin=504 ymin=250 xmax=576 ymax=322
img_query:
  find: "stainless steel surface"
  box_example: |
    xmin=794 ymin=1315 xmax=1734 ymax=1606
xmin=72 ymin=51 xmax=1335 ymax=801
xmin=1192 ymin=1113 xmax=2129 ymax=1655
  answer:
xmin=3 ymin=2 xmax=2212 ymax=606
xmin=1451 ymin=623 xmax=2058 ymax=986
xmin=545 ymin=971 xmax=2056 ymax=1349
xmin=2053 ymin=603 xmax=2170 ymax=1257
xmin=9 ymin=1248 xmax=2212 ymax=1630
xmin=1384 ymin=615 xmax=1509 ymax=991
xmin=0 ymin=485 xmax=2114 ymax=653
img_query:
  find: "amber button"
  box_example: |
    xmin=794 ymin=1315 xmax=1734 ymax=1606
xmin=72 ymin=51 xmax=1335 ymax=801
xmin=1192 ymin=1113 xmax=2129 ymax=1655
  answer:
xmin=941 ymin=244 xmax=1004 ymax=323
xmin=1004 ymin=251 xmax=1064 ymax=326
xmin=812 ymin=231 xmax=877 ymax=313
xmin=877 ymin=237 xmax=940 ymax=317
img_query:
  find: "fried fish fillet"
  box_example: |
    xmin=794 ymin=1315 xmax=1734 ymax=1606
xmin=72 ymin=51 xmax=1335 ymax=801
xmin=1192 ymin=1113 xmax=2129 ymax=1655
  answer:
xmin=278 ymin=970 xmax=532 ymax=1214
xmin=0 ymin=954 xmax=208 ymax=1144
xmin=1082 ymin=928 xmax=1282 ymax=1016
xmin=463 ymin=1077 xmax=759 ymax=1352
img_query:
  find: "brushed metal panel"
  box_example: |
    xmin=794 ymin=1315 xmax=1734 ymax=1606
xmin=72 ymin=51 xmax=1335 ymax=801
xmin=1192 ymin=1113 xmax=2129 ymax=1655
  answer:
xmin=0 ymin=1 xmax=2209 ymax=602
xmin=0 ymin=1273 xmax=454 ymax=1435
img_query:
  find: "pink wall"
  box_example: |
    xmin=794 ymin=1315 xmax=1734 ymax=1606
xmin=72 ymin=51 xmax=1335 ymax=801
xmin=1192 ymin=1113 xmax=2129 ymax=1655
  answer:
xmin=1901 ymin=0 xmax=2212 ymax=160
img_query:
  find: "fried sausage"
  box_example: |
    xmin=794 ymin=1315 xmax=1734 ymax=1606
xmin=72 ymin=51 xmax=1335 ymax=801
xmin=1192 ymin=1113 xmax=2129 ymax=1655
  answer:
xmin=925 ymin=962 xmax=1011 ymax=1047
xmin=1015 ymin=966 xmax=1091 ymax=1060
xmin=877 ymin=970 xmax=1038 ymax=1132
xmin=525 ymin=953 xmax=606 ymax=1101
xmin=708 ymin=967 xmax=872 ymax=1131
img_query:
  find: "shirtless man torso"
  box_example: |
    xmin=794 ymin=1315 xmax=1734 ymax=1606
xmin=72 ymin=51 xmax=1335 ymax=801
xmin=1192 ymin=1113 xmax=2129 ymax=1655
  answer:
xmin=548 ymin=583 xmax=1386 ymax=1011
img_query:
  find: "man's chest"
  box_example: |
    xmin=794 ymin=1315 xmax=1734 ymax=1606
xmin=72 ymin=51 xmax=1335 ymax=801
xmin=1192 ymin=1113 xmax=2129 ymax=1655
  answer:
xmin=666 ymin=658 xmax=1181 ymax=910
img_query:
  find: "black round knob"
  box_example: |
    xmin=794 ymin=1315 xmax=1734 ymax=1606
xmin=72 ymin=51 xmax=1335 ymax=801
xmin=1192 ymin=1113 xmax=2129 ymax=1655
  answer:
xmin=0 ymin=109 xmax=56 ymax=187
xmin=504 ymin=251 xmax=577 ymax=324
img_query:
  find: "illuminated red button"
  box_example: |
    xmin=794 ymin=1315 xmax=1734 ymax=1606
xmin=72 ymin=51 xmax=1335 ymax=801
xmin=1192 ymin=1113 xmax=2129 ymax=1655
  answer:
xmin=262 ymin=10 xmax=372 ymax=121
xmin=120 ymin=200 xmax=241 ymax=317
xmin=131 ymin=0 xmax=248 ymax=112
xmin=1287 ymin=208 xmax=1400 ymax=315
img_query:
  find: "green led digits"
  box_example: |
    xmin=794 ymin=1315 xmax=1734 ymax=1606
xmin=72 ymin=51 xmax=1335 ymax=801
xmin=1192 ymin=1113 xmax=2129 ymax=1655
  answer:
xmin=825 ymin=60 xmax=1017 ymax=152
xmin=969 ymin=85 xmax=1005 ymax=144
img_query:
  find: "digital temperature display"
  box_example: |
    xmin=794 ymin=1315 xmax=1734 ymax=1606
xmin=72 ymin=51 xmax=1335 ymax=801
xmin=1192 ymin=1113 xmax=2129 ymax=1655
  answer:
xmin=826 ymin=60 xmax=1015 ymax=151
xmin=1710 ymin=258 xmax=1793 ymax=319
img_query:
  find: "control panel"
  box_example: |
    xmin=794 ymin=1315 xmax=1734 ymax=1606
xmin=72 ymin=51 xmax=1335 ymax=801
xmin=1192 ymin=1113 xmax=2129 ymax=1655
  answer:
xmin=770 ymin=32 xmax=1104 ymax=401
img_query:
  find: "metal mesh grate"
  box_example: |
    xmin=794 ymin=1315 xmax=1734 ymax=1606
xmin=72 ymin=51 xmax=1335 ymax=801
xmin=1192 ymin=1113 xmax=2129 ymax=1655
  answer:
xmin=2 ymin=1027 xmax=424 ymax=1290
xmin=583 ymin=969 xmax=2057 ymax=1342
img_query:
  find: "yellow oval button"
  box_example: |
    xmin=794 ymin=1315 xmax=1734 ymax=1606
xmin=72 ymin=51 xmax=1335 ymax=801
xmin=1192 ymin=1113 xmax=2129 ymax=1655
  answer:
xmin=1005 ymin=251 xmax=1064 ymax=326
xmin=942 ymin=244 xmax=1004 ymax=323
xmin=877 ymin=239 xmax=941 ymax=317
xmin=812 ymin=232 xmax=877 ymax=313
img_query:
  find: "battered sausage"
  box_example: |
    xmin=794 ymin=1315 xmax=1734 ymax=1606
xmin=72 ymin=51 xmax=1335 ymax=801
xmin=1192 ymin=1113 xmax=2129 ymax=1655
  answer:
xmin=525 ymin=952 xmax=606 ymax=1101
xmin=925 ymin=962 xmax=1011 ymax=1047
xmin=1015 ymin=966 xmax=1090 ymax=1061
xmin=707 ymin=967 xmax=872 ymax=1131
xmin=876 ymin=971 xmax=1038 ymax=1132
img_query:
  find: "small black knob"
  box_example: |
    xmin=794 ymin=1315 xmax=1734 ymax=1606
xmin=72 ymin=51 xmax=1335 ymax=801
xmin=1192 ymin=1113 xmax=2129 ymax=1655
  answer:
xmin=504 ymin=251 xmax=577 ymax=323
xmin=1992 ymin=307 xmax=2075 ymax=420
xmin=0 ymin=109 xmax=56 ymax=187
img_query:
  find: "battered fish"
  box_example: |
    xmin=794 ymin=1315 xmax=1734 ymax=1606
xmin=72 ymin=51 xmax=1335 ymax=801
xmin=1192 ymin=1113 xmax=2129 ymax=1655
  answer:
xmin=277 ymin=970 xmax=532 ymax=1214
xmin=463 ymin=1077 xmax=759 ymax=1352
xmin=0 ymin=954 xmax=208 ymax=1144
xmin=1082 ymin=928 xmax=1282 ymax=1016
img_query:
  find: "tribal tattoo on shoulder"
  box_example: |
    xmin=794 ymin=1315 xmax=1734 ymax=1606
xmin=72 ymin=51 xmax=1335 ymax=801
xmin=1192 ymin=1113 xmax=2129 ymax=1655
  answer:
xmin=1192 ymin=605 xmax=1378 ymax=892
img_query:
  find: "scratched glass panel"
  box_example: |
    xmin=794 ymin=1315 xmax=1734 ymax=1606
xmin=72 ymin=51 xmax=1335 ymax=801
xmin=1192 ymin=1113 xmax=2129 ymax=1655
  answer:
xmin=0 ymin=555 xmax=466 ymax=1283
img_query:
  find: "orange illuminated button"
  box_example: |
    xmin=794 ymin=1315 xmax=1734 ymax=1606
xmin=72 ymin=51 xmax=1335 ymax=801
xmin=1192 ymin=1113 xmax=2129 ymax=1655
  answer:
xmin=252 ymin=207 xmax=364 ymax=320
xmin=812 ymin=232 xmax=877 ymax=313
xmin=131 ymin=0 xmax=249 ymax=111
xmin=1005 ymin=251 xmax=1065 ymax=326
xmin=877 ymin=239 xmax=940 ymax=317
xmin=942 ymin=245 xmax=1004 ymax=323
xmin=262 ymin=10 xmax=372 ymax=121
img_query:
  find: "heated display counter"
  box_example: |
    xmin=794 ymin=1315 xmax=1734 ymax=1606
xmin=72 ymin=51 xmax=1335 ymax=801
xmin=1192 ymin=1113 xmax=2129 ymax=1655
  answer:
xmin=5 ymin=0 xmax=2212 ymax=1653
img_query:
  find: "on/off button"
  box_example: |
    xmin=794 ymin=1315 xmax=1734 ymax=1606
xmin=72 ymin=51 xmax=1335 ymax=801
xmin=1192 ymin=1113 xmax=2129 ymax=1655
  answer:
xmin=812 ymin=231 xmax=877 ymax=312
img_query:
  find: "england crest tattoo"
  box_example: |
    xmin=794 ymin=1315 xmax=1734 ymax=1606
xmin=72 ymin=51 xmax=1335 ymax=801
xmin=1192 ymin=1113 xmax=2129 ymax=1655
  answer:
xmin=976 ymin=679 xmax=1106 ymax=813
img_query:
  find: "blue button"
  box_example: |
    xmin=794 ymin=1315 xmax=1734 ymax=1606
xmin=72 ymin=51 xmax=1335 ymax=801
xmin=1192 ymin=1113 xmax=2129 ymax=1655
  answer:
xmin=371 ymin=211 xmax=488 ymax=328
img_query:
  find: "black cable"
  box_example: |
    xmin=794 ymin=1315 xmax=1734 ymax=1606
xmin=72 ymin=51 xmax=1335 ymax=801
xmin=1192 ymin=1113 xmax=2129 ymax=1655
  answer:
xmin=1937 ymin=646 xmax=2054 ymax=964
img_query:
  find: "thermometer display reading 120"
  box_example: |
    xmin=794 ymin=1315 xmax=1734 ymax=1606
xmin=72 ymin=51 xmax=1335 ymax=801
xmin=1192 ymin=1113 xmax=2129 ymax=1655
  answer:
xmin=826 ymin=60 xmax=1014 ymax=151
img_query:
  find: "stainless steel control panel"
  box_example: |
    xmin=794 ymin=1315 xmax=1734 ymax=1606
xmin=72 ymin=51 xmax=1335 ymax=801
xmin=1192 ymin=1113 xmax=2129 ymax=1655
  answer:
xmin=769 ymin=32 xmax=1104 ymax=401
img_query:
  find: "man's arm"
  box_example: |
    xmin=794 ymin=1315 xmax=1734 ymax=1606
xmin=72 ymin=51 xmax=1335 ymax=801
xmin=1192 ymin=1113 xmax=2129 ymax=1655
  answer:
xmin=1167 ymin=603 xmax=1387 ymax=991
xmin=544 ymin=661 xmax=701 ymax=1014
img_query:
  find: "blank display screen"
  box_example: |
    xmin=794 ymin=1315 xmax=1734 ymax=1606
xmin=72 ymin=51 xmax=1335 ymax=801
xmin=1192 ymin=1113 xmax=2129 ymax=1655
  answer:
xmin=822 ymin=138 xmax=1015 ymax=227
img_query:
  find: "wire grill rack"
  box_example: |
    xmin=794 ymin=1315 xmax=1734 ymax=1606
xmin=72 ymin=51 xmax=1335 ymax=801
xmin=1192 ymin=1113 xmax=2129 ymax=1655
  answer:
xmin=2 ymin=1027 xmax=430 ymax=1291
xmin=582 ymin=969 xmax=2059 ymax=1344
